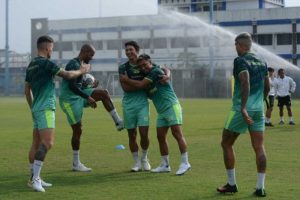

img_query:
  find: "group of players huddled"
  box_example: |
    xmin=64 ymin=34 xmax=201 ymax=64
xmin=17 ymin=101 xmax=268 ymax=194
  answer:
xmin=25 ymin=36 xmax=191 ymax=193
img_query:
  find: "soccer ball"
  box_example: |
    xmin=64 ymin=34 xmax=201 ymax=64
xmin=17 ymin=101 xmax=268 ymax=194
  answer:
xmin=82 ymin=73 xmax=95 ymax=88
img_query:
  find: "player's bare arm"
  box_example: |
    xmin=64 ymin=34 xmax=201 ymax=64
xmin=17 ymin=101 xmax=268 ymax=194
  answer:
xmin=57 ymin=62 xmax=90 ymax=79
xmin=119 ymin=77 xmax=139 ymax=92
xmin=24 ymin=82 xmax=33 ymax=108
xmin=264 ymin=76 xmax=270 ymax=99
xmin=160 ymin=66 xmax=171 ymax=84
xmin=120 ymin=74 xmax=151 ymax=89
xmin=239 ymin=70 xmax=253 ymax=125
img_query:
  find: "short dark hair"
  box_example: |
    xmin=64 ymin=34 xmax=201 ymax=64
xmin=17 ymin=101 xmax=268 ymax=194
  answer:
xmin=137 ymin=53 xmax=151 ymax=63
xmin=37 ymin=35 xmax=54 ymax=49
xmin=267 ymin=67 xmax=274 ymax=72
xmin=125 ymin=41 xmax=140 ymax=52
xmin=278 ymin=68 xmax=284 ymax=74
xmin=235 ymin=32 xmax=252 ymax=50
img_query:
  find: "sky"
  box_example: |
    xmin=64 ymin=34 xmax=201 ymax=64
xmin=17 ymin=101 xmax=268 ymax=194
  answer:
xmin=0 ymin=0 xmax=299 ymax=54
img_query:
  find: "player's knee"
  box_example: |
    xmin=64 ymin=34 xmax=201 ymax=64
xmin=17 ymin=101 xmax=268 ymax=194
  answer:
xmin=252 ymin=144 xmax=264 ymax=154
xmin=103 ymin=89 xmax=109 ymax=95
xmin=221 ymin=140 xmax=230 ymax=149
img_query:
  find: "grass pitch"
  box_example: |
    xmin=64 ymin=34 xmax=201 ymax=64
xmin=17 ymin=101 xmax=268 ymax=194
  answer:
xmin=0 ymin=97 xmax=299 ymax=200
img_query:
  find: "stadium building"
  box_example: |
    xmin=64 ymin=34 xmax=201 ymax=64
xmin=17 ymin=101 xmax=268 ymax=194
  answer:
xmin=28 ymin=1 xmax=300 ymax=97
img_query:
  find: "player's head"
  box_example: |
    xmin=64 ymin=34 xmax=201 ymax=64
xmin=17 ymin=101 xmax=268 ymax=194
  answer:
xmin=124 ymin=41 xmax=140 ymax=61
xmin=278 ymin=68 xmax=285 ymax=78
xmin=267 ymin=67 xmax=274 ymax=76
xmin=79 ymin=44 xmax=95 ymax=64
xmin=137 ymin=54 xmax=152 ymax=74
xmin=235 ymin=32 xmax=252 ymax=56
xmin=37 ymin=35 xmax=54 ymax=58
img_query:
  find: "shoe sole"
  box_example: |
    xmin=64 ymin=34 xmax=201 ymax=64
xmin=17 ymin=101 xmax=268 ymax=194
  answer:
xmin=72 ymin=169 xmax=92 ymax=172
xmin=151 ymin=170 xmax=171 ymax=173
xmin=130 ymin=169 xmax=142 ymax=172
xmin=176 ymin=166 xmax=191 ymax=176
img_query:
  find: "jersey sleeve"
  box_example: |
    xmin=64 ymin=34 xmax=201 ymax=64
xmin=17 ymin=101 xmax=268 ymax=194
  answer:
xmin=118 ymin=64 xmax=125 ymax=75
xmin=65 ymin=59 xmax=80 ymax=71
xmin=233 ymin=57 xmax=248 ymax=78
xmin=145 ymin=67 xmax=164 ymax=83
xmin=45 ymin=60 xmax=61 ymax=75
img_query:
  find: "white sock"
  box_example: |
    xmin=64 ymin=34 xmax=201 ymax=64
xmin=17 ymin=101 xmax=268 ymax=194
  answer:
xmin=289 ymin=117 xmax=293 ymax=122
xmin=181 ymin=152 xmax=189 ymax=164
xmin=32 ymin=160 xmax=43 ymax=180
xmin=110 ymin=109 xmax=122 ymax=124
xmin=161 ymin=155 xmax=170 ymax=166
xmin=256 ymin=173 xmax=265 ymax=189
xmin=132 ymin=151 xmax=139 ymax=163
xmin=141 ymin=149 xmax=148 ymax=161
xmin=227 ymin=168 xmax=236 ymax=186
xmin=73 ymin=150 xmax=80 ymax=166
xmin=280 ymin=117 xmax=284 ymax=121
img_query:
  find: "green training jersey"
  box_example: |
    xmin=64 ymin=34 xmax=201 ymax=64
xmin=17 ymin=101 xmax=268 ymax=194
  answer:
xmin=119 ymin=62 xmax=148 ymax=108
xmin=25 ymin=56 xmax=61 ymax=112
xmin=145 ymin=65 xmax=179 ymax=113
xmin=232 ymin=52 xmax=268 ymax=111
xmin=60 ymin=57 xmax=88 ymax=101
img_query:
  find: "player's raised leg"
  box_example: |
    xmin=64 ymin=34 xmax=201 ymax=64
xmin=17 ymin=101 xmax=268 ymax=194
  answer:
xmin=91 ymin=89 xmax=123 ymax=131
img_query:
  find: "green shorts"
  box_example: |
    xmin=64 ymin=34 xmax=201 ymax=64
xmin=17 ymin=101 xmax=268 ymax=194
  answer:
xmin=32 ymin=109 xmax=55 ymax=130
xmin=224 ymin=110 xmax=265 ymax=134
xmin=59 ymin=88 xmax=94 ymax=125
xmin=156 ymin=103 xmax=182 ymax=128
xmin=123 ymin=103 xmax=150 ymax=129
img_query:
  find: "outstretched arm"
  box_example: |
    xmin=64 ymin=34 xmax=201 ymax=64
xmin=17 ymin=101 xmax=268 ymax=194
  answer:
xmin=57 ymin=61 xmax=90 ymax=79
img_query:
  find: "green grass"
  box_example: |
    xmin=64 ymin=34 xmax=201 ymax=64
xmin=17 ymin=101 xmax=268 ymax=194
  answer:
xmin=0 ymin=97 xmax=299 ymax=200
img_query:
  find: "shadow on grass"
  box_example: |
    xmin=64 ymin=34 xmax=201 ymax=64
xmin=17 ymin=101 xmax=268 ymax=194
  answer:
xmin=0 ymin=170 xmax=159 ymax=196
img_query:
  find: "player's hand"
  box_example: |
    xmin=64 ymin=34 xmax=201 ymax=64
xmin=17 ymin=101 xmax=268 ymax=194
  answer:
xmin=87 ymin=96 xmax=97 ymax=108
xmin=119 ymin=73 xmax=129 ymax=83
xmin=80 ymin=61 xmax=91 ymax=74
xmin=159 ymin=75 xmax=169 ymax=84
xmin=241 ymin=108 xmax=253 ymax=125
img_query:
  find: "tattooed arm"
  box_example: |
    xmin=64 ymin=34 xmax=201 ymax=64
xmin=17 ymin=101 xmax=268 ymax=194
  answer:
xmin=239 ymin=70 xmax=253 ymax=125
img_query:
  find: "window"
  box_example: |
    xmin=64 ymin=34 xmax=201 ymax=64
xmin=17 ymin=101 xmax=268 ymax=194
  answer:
xmin=187 ymin=37 xmax=201 ymax=48
xmin=60 ymin=41 xmax=73 ymax=51
xmin=76 ymin=41 xmax=86 ymax=50
xmin=107 ymin=40 xmax=121 ymax=50
xmin=297 ymin=33 xmax=300 ymax=44
xmin=257 ymin=34 xmax=272 ymax=46
xmin=91 ymin=40 xmax=103 ymax=50
xmin=137 ymin=39 xmax=150 ymax=49
xmin=153 ymin=38 xmax=167 ymax=49
xmin=277 ymin=33 xmax=292 ymax=45
xmin=171 ymin=37 xmax=186 ymax=48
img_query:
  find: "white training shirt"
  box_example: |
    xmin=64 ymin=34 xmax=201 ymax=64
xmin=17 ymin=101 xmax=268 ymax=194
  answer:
xmin=268 ymin=76 xmax=276 ymax=96
xmin=274 ymin=76 xmax=296 ymax=97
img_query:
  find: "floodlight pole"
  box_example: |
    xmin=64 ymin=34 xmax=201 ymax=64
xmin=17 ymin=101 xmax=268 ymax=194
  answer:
xmin=209 ymin=0 xmax=214 ymax=80
xmin=4 ymin=0 xmax=10 ymax=96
